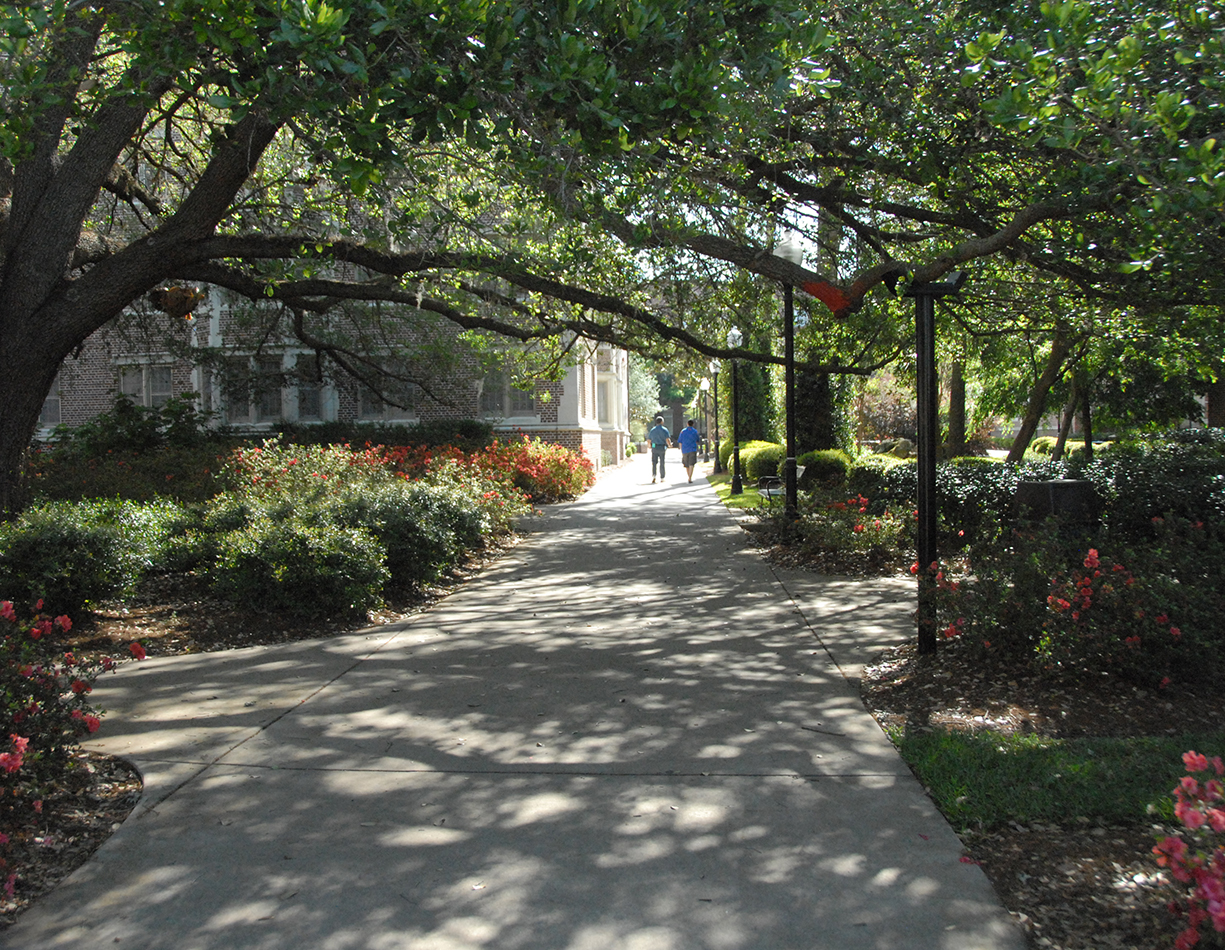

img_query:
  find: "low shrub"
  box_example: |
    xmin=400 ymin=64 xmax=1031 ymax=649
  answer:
xmin=330 ymin=481 xmax=485 ymax=592
xmin=26 ymin=443 xmax=232 ymax=504
xmin=0 ymin=500 xmax=182 ymax=615
xmin=485 ymin=436 xmax=595 ymax=503
xmin=1030 ymin=436 xmax=1059 ymax=455
xmin=846 ymin=455 xmax=913 ymax=508
xmin=797 ymin=449 xmax=852 ymax=488
xmin=718 ymin=439 xmax=777 ymax=473
xmin=210 ymin=517 xmax=388 ymax=617
xmin=742 ymin=443 xmax=785 ymax=481
xmin=48 ymin=393 xmax=217 ymax=456
xmin=787 ymin=489 xmax=909 ymax=571
xmin=932 ymin=516 xmax=1225 ymax=686
xmin=276 ymin=418 xmax=495 ymax=452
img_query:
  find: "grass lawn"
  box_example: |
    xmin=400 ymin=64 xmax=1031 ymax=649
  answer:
xmin=706 ymin=470 xmax=773 ymax=511
xmin=891 ymin=727 xmax=1225 ymax=830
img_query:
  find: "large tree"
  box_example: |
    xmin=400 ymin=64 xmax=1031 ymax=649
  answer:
xmin=3 ymin=0 xmax=1222 ymax=511
xmin=0 ymin=0 xmax=825 ymax=510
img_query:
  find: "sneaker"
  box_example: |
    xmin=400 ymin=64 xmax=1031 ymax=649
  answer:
xmin=651 ymin=477 xmax=656 ymax=483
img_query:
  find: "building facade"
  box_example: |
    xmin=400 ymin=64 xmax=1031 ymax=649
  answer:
xmin=39 ymin=288 xmax=631 ymax=469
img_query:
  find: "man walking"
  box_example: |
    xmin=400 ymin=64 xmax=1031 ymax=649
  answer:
xmin=677 ymin=418 xmax=701 ymax=483
xmin=648 ymin=415 xmax=671 ymax=483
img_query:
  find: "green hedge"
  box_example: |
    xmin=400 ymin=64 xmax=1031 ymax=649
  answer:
xmin=742 ymin=443 xmax=785 ymax=481
xmin=720 ymin=439 xmax=780 ymax=475
xmin=210 ymin=517 xmax=388 ymax=617
xmin=0 ymin=500 xmax=183 ymax=614
xmin=276 ymin=418 xmax=494 ymax=452
xmin=797 ymin=449 xmax=852 ymax=488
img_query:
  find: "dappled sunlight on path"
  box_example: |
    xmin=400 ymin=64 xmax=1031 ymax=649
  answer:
xmin=8 ymin=454 xmax=1022 ymax=950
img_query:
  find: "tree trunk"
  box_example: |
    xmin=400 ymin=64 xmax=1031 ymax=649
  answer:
xmin=796 ymin=366 xmax=836 ymax=451
xmin=0 ymin=336 xmax=63 ymax=515
xmin=1081 ymin=377 xmax=1094 ymax=462
xmin=1208 ymin=369 xmax=1225 ymax=427
xmin=1051 ymin=377 xmax=1079 ymax=462
xmin=1006 ymin=331 xmax=1073 ymax=463
xmin=947 ymin=359 xmax=966 ymax=457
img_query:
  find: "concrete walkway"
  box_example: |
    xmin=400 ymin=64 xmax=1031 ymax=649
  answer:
xmin=4 ymin=454 xmax=1023 ymax=950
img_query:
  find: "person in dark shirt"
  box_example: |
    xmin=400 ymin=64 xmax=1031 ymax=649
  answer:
xmin=647 ymin=416 xmax=671 ymax=483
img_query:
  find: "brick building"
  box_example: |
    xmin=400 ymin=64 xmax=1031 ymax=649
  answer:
xmin=39 ymin=288 xmax=630 ymax=469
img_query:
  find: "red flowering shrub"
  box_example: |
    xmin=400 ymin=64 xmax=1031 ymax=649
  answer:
xmin=1154 ymin=751 xmax=1225 ymax=948
xmin=0 ymin=598 xmax=143 ymax=899
xmin=933 ymin=518 xmax=1221 ymax=685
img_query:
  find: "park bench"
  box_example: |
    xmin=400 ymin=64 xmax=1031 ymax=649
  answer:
xmin=756 ymin=466 xmax=805 ymax=504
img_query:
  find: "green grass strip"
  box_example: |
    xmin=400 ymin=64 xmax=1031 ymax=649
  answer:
xmin=707 ymin=471 xmax=770 ymax=511
xmin=892 ymin=729 xmax=1225 ymax=830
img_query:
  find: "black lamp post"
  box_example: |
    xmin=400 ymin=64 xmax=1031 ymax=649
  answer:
xmin=699 ymin=377 xmax=711 ymax=462
xmin=728 ymin=327 xmax=743 ymax=494
xmin=776 ymin=235 xmax=804 ymax=521
xmin=710 ymin=359 xmax=722 ymax=474
xmin=905 ymin=271 xmax=967 ymax=656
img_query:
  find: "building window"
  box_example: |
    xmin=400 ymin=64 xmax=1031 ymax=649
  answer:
xmin=358 ymin=362 xmax=418 ymax=421
xmin=40 ymin=370 xmax=63 ymax=426
xmin=295 ymin=356 xmax=322 ymax=421
xmin=219 ymin=356 xmax=289 ymax=424
xmin=597 ymin=380 xmax=611 ymax=425
xmin=119 ymin=364 xmax=174 ymax=408
xmin=221 ymin=358 xmax=252 ymax=424
xmin=481 ymin=370 xmax=536 ymax=417
xmin=255 ymin=358 xmax=283 ymax=422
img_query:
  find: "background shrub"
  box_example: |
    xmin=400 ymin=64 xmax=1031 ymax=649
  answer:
xmin=0 ymin=500 xmax=181 ymax=614
xmin=718 ymin=438 xmax=777 ymax=472
xmin=1080 ymin=435 xmax=1225 ymax=539
xmin=276 ymin=418 xmax=494 ymax=452
xmin=797 ymin=449 xmax=852 ymax=488
xmin=742 ymin=443 xmax=785 ymax=481
xmin=210 ymin=517 xmax=388 ymax=617
xmin=26 ymin=444 xmax=231 ymax=504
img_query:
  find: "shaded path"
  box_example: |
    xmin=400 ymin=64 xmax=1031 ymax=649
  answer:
xmin=5 ymin=455 xmax=1022 ymax=950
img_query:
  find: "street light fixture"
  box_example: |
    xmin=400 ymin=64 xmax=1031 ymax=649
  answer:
xmin=775 ymin=234 xmax=804 ymax=521
xmin=699 ymin=377 xmax=711 ymax=462
xmin=709 ymin=360 xmax=722 ymax=474
xmin=727 ymin=327 xmax=744 ymax=494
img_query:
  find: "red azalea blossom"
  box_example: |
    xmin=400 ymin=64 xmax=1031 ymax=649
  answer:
xmin=129 ymin=642 xmax=147 ymax=660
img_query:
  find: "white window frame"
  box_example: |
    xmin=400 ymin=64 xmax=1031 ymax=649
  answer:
xmin=480 ymin=369 xmax=537 ymax=419
xmin=118 ymin=363 xmax=175 ymax=408
xmin=40 ymin=370 xmax=63 ymax=427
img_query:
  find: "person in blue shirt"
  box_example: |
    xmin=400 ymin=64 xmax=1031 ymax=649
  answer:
xmin=677 ymin=418 xmax=701 ymax=483
xmin=647 ymin=415 xmax=671 ymax=483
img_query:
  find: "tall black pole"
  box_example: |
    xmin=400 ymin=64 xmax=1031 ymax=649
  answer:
xmin=783 ymin=282 xmax=798 ymax=520
xmin=702 ymin=388 xmax=710 ymax=462
xmin=914 ymin=291 xmax=939 ymax=656
xmin=730 ymin=360 xmax=743 ymax=494
xmin=906 ymin=271 xmax=965 ymax=657
xmin=712 ymin=370 xmax=723 ymax=474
